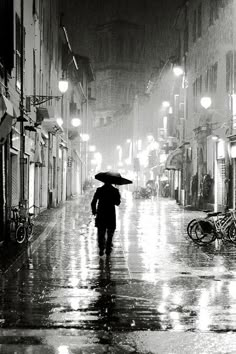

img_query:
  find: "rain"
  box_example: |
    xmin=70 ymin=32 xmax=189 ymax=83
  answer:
xmin=1 ymin=0 xmax=236 ymax=353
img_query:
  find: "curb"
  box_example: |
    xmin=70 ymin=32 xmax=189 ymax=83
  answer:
xmin=3 ymin=207 xmax=65 ymax=279
xmin=1 ymin=193 xmax=92 ymax=279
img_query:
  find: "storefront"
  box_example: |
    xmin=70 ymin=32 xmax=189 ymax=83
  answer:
xmin=165 ymin=148 xmax=183 ymax=203
xmin=229 ymin=139 xmax=236 ymax=209
xmin=0 ymin=94 xmax=17 ymax=239
xmin=215 ymin=139 xmax=226 ymax=211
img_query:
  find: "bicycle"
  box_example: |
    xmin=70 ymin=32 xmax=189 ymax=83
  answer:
xmin=187 ymin=209 xmax=236 ymax=246
xmin=9 ymin=207 xmax=35 ymax=244
xmin=19 ymin=206 xmax=35 ymax=238
xmin=9 ymin=208 xmax=27 ymax=244
xmin=187 ymin=210 xmax=216 ymax=239
xmin=132 ymin=187 xmax=152 ymax=199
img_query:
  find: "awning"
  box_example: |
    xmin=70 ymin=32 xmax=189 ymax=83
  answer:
xmin=0 ymin=94 xmax=16 ymax=145
xmin=34 ymin=128 xmax=43 ymax=165
xmin=42 ymin=118 xmax=63 ymax=133
xmin=165 ymin=148 xmax=183 ymax=170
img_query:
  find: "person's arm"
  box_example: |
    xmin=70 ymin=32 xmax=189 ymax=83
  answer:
xmin=91 ymin=189 xmax=99 ymax=215
xmin=114 ymin=189 xmax=121 ymax=206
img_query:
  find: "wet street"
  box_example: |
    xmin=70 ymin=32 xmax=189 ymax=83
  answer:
xmin=2 ymin=192 xmax=236 ymax=353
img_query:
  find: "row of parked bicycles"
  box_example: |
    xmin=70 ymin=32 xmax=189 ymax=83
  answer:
xmin=187 ymin=209 xmax=236 ymax=246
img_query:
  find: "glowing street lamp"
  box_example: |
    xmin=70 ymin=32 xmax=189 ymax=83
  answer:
xmin=56 ymin=117 xmax=63 ymax=127
xmin=58 ymin=78 xmax=69 ymax=94
xmin=89 ymin=145 xmax=96 ymax=152
xmin=147 ymin=135 xmax=154 ymax=142
xmin=162 ymin=101 xmax=170 ymax=108
xmin=200 ymin=96 xmax=212 ymax=109
xmin=71 ymin=118 xmax=81 ymax=127
xmin=80 ymin=133 xmax=90 ymax=142
xmin=173 ymin=66 xmax=184 ymax=77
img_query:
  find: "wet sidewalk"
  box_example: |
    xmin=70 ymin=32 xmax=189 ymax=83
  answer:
xmin=1 ymin=193 xmax=236 ymax=352
xmin=0 ymin=194 xmax=91 ymax=277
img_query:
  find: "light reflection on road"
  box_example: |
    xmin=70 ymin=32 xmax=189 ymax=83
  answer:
xmin=0 ymin=193 xmax=236 ymax=334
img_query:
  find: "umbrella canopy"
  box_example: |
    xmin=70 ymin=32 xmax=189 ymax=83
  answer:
xmin=95 ymin=171 xmax=133 ymax=185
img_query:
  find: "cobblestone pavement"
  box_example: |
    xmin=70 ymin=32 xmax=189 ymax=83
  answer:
xmin=1 ymin=191 xmax=236 ymax=352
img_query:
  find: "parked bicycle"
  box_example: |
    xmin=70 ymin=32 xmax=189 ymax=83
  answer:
xmin=187 ymin=209 xmax=236 ymax=246
xmin=132 ymin=187 xmax=152 ymax=199
xmin=9 ymin=207 xmax=34 ymax=244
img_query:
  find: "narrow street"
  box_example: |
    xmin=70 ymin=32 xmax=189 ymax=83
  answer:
xmin=1 ymin=193 xmax=236 ymax=352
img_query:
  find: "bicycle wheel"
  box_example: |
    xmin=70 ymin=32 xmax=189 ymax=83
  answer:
xmin=15 ymin=224 xmax=26 ymax=244
xmin=193 ymin=223 xmax=216 ymax=245
xmin=228 ymin=223 xmax=236 ymax=245
xmin=187 ymin=219 xmax=200 ymax=242
xmin=187 ymin=219 xmax=197 ymax=236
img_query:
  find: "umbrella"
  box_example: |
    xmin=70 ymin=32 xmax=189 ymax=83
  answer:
xmin=95 ymin=171 xmax=133 ymax=185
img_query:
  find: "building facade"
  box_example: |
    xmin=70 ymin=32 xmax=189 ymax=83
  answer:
xmin=0 ymin=0 xmax=94 ymax=241
xmin=154 ymin=0 xmax=236 ymax=210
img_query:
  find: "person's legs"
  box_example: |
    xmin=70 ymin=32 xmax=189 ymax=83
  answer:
xmin=106 ymin=228 xmax=115 ymax=255
xmin=97 ymin=227 xmax=106 ymax=256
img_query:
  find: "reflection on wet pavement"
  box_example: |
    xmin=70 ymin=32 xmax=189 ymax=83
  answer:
xmin=1 ymin=191 xmax=236 ymax=338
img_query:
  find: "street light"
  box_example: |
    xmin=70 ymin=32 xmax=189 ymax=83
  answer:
xmin=173 ymin=66 xmax=184 ymax=77
xmin=71 ymin=118 xmax=81 ymax=127
xmin=162 ymin=101 xmax=170 ymax=108
xmin=80 ymin=133 xmax=90 ymax=142
xmin=56 ymin=117 xmax=63 ymax=127
xmin=58 ymin=78 xmax=69 ymax=94
xmin=200 ymin=96 xmax=212 ymax=109
xmin=89 ymin=145 xmax=96 ymax=152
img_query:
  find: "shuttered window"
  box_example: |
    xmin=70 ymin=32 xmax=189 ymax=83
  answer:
xmin=11 ymin=154 xmax=19 ymax=207
xmin=217 ymin=159 xmax=225 ymax=207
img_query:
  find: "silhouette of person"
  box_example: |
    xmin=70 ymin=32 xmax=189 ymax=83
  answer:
xmin=91 ymin=182 xmax=121 ymax=256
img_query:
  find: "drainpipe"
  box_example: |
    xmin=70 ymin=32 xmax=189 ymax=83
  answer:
xmin=19 ymin=0 xmax=25 ymax=205
xmin=0 ymin=76 xmax=8 ymax=240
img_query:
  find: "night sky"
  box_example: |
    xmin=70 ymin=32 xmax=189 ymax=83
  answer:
xmin=61 ymin=0 xmax=184 ymax=72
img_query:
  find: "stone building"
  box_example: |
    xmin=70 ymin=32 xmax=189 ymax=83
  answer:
xmin=0 ymin=0 xmax=94 ymax=241
xmin=166 ymin=0 xmax=236 ymax=209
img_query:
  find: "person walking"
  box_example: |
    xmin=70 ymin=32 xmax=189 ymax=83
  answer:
xmin=91 ymin=182 xmax=121 ymax=256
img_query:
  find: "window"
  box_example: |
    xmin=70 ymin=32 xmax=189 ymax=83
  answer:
xmin=32 ymin=0 xmax=39 ymax=17
xmin=192 ymin=10 xmax=197 ymax=43
xmin=210 ymin=62 xmax=218 ymax=92
xmin=226 ymin=50 xmax=236 ymax=93
xmin=192 ymin=3 xmax=202 ymax=43
xmin=205 ymin=63 xmax=218 ymax=93
xmin=209 ymin=0 xmax=219 ymax=26
xmin=33 ymin=49 xmax=36 ymax=97
xmin=202 ymin=63 xmax=218 ymax=109
xmin=193 ymin=75 xmax=202 ymax=111
xmin=53 ymin=157 xmax=56 ymax=189
xmin=184 ymin=22 xmax=189 ymax=53
xmin=197 ymin=4 xmax=202 ymax=38
xmin=15 ymin=13 xmax=25 ymax=91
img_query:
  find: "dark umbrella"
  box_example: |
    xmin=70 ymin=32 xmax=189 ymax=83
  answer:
xmin=95 ymin=171 xmax=133 ymax=185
